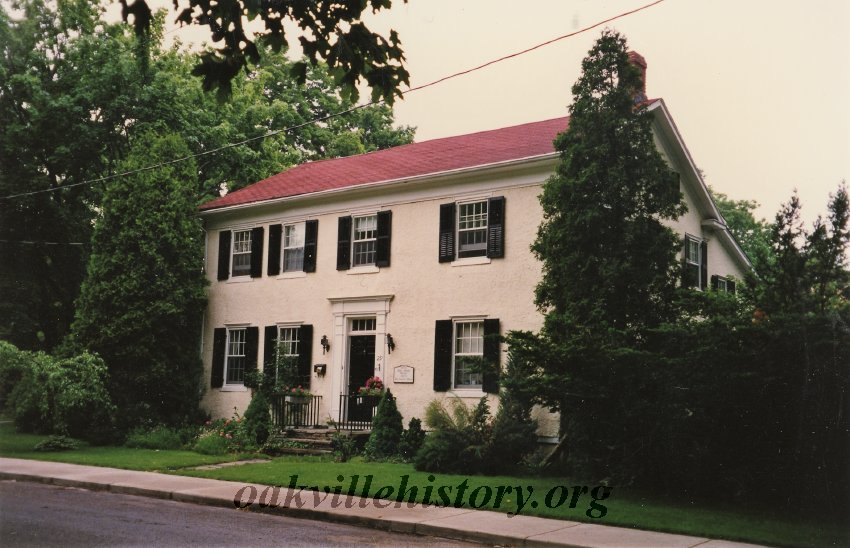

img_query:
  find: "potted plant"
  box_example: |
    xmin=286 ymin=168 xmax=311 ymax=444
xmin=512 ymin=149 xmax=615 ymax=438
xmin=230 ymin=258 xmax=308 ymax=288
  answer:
xmin=285 ymin=385 xmax=312 ymax=404
xmin=357 ymin=376 xmax=384 ymax=402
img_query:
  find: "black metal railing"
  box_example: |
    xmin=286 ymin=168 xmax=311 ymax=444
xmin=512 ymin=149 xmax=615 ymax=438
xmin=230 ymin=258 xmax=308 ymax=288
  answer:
xmin=337 ymin=394 xmax=380 ymax=430
xmin=271 ymin=394 xmax=323 ymax=428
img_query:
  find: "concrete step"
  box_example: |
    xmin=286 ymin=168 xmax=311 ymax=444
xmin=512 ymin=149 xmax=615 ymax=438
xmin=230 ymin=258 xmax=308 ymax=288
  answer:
xmin=274 ymin=446 xmax=333 ymax=456
xmin=285 ymin=437 xmax=333 ymax=446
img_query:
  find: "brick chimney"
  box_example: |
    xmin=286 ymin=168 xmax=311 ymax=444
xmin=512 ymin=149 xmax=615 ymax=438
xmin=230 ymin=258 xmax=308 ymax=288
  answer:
xmin=627 ymin=50 xmax=647 ymax=103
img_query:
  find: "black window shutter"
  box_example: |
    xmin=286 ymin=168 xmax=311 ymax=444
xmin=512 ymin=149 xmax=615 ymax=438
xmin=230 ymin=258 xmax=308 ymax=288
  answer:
xmin=298 ymin=324 xmax=313 ymax=387
xmin=433 ymin=320 xmax=453 ymax=391
xmin=268 ymin=224 xmax=282 ymax=276
xmin=486 ymin=197 xmax=505 ymax=259
xmin=217 ymin=231 xmax=231 ymax=281
xmin=375 ymin=210 xmax=392 ymax=267
xmin=337 ymin=216 xmax=352 ymax=270
xmin=482 ymin=319 xmax=501 ymax=394
xmin=303 ymin=220 xmax=319 ymax=272
xmin=250 ymin=227 xmax=264 ymax=278
xmin=245 ymin=326 xmax=259 ymax=373
xmin=263 ymin=325 xmax=277 ymax=374
xmin=211 ymin=328 xmax=227 ymax=388
xmin=700 ymin=240 xmax=708 ymax=291
xmin=711 ymin=275 xmax=719 ymax=291
xmin=438 ymin=203 xmax=456 ymax=262
xmin=728 ymin=280 xmax=737 ymax=294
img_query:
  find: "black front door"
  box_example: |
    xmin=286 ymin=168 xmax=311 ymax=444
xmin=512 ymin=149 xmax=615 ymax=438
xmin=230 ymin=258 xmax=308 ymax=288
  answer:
xmin=347 ymin=335 xmax=375 ymax=422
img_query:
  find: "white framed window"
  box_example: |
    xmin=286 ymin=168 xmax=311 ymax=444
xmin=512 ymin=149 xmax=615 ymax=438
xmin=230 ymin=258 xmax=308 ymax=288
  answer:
xmin=277 ymin=326 xmax=301 ymax=358
xmin=457 ymin=201 xmax=488 ymax=258
xmin=453 ymin=320 xmax=484 ymax=389
xmin=283 ymin=223 xmax=305 ymax=272
xmin=352 ymin=215 xmax=378 ymax=267
xmin=231 ymin=230 xmax=252 ymax=277
xmin=225 ymin=328 xmax=247 ymax=385
xmin=716 ymin=277 xmax=728 ymax=292
xmin=684 ymin=235 xmax=704 ymax=289
xmin=686 ymin=238 xmax=701 ymax=266
xmin=350 ymin=317 xmax=376 ymax=333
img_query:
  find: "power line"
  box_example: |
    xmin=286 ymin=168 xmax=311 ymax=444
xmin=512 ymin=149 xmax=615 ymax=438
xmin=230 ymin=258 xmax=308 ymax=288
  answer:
xmin=0 ymin=239 xmax=86 ymax=246
xmin=0 ymin=0 xmax=665 ymax=202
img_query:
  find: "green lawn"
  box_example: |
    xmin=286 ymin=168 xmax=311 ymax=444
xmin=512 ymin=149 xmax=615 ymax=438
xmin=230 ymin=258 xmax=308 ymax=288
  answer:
xmin=0 ymin=423 xmax=845 ymax=547
xmin=0 ymin=423 xmax=250 ymax=471
xmin=178 ymin=456 xmax=847 ymax=548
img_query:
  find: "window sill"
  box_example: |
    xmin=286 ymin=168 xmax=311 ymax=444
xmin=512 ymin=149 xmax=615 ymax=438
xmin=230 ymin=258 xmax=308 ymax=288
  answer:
xmin=347 ymin=265 xmax=380 ymax=275
xmin=451 ymin=256 xmax=491 ymax=267
xmin=225 ymin=276 xmax=253 ymax=284
xmin=278 ymin=271 xmax=307 ymax=280
xmin=220 ymin=384 xmax=248 ymax=392
xmin=447 ymin=388 xmax=487 ymax=398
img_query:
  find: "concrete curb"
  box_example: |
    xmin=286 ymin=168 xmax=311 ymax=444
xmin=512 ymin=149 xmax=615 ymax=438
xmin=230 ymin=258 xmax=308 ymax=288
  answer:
xmin=0 ymin=458 xmax=763 ymax=547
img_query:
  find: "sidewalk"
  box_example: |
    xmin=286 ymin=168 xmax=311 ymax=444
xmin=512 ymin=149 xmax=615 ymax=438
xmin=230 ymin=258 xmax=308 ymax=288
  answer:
xmin=0 ymin=457 xmax=761 ymax=547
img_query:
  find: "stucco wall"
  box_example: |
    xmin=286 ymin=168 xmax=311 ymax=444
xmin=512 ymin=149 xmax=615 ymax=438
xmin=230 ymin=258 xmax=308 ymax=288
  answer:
xmin=200 ymin=122 xmax=748 ymax=438
xmin=201 ymin=161 xmax=551 ymax=431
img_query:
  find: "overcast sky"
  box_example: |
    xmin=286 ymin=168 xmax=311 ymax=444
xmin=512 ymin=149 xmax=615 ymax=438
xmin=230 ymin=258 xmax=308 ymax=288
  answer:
xmin=119 ymin=1 xmax=850 ymax=225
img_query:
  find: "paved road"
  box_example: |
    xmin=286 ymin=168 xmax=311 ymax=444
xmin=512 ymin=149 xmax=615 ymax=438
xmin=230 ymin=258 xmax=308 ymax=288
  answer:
xmin=0 ymin=481 xmax=474 ymax=547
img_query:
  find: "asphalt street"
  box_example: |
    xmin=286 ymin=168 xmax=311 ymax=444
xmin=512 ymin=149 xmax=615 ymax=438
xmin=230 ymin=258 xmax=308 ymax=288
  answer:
xmin=0 ymin=480 xmax=474 ymax=547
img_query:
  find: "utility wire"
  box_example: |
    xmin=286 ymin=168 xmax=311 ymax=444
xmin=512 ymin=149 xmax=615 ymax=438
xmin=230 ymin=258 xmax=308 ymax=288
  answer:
xmin=0 ymin=239 xmax=86 ymax=246
xmin=0 ymin=0 xmax=665 ymax=202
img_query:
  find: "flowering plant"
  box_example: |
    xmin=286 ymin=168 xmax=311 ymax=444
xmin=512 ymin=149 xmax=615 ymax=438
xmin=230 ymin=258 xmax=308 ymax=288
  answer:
xmin=287 ymin=385 xmax=311 ymax=397
xmin=358 ymin=376 xmax=384 ymax=397
xmin=194 ymin=410 xmax=251 ymax=453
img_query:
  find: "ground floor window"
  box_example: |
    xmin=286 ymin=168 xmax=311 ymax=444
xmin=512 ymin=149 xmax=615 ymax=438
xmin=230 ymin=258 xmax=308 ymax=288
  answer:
xmin=453 ymin=320 xmax=484 ymax=388
xmin=225 ymin=328 xmax=247 ymax=384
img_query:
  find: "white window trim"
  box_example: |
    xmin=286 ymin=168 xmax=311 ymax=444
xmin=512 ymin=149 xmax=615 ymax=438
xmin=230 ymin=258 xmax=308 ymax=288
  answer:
xmin=282 ymin=222 xmax=306 ymax=274
xmin=456 ymin=199 xmax=489 ymax=259
xmin=347 ymin=265 xmax=380 ymax=275
xmin=230 ymin=229 xmax=253 ymax=278
xmin=278 ymin=271 xmax=307 ymax=280
xmin=351 ymin=214 xmax=378 ymax=268
xmin=451 ymin=318 xmax=485 ymax=391
xmin=716 ymin=276 xmax=729 ymax=292
xmin=451 ymin=256 xmax=491 ymax=267
xmin=223 ymin=327 xmax=248 ymax=388
xmin=685 ymin=234 xmax=704 ymax=289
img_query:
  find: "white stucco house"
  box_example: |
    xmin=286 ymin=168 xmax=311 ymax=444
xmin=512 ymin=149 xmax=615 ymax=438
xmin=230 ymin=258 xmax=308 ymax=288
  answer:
xmin=197 ymin=74 xmax=749 ymax=436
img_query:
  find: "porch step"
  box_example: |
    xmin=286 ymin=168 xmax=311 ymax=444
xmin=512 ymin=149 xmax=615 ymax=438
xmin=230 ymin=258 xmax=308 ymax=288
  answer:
xmin=285 ymin=437 xmax=333 ymax=447
xmin=274 ymin=446 xmax=333 ymax=456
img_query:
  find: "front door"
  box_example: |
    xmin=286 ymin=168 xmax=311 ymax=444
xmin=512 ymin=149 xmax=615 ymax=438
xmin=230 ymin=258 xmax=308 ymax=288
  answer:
xmin=347 ymin=334 xmax=375 ymax=422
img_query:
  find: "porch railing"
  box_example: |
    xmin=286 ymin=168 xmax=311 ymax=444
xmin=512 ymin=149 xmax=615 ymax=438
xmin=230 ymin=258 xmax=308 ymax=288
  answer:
xmin=271 ymin=394 xmax=323 ymax=429
xmin=337 ymin=394 xmax=380 ymax=430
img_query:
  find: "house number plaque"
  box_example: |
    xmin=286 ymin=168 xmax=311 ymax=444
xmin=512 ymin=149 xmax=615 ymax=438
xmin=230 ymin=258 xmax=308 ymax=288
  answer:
xmin=393 ymin=365 xmax=414 ymax=384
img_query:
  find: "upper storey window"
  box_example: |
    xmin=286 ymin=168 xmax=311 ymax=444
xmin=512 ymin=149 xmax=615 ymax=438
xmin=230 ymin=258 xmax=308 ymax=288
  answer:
xmin=336 ymin=211 xmax=392 ymax=270
xmin=439 ymin=196 xmax=505 ymax=262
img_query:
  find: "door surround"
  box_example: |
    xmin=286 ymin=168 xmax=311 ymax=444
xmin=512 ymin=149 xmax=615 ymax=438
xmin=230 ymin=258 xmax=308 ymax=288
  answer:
xmin=328 ymin=295 xmax=393 ymax=420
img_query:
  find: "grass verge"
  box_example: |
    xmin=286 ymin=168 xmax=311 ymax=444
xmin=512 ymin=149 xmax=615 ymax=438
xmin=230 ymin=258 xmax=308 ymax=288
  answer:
xmin=176 ymin=456 xmax=847 ymax=548
xmin=0 ymin=423 xmax=845 ymax=547
xmin=0 ymin=423 xmax=252 ymax=471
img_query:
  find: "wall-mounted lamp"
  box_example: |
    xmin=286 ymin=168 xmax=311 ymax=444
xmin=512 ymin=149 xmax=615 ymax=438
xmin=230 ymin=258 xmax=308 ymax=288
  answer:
xmin=321 ymin=335 xmax=330 ymax=354
xmin=313 ymin=363 xmax=327 ymax=376
xmin=386 ymin=333 xmax=396 ymax=354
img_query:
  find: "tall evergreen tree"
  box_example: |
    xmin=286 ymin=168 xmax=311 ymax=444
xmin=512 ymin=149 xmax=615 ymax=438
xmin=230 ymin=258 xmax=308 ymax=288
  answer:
xmin=533 ymin=30 xmax=684 ymax=340
xmin=511 ymin=31 xmax=686 ymax=474
xmin=70 ymin=133 xmax=207 ymax=427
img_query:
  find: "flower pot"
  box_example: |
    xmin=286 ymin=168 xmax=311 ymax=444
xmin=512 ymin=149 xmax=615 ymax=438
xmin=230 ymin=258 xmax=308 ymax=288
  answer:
xmin=286 ymin=395 xmax=310 ymax=404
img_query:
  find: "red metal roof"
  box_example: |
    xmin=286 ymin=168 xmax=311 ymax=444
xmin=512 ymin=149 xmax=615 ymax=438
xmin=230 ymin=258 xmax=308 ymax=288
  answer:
xmin=199 ymin=116 xmax=571 ymax=211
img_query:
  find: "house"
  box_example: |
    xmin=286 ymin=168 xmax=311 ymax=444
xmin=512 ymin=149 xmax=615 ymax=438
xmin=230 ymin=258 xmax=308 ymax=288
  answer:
xmin=197 ymin=63 xmax=750 ymax=437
